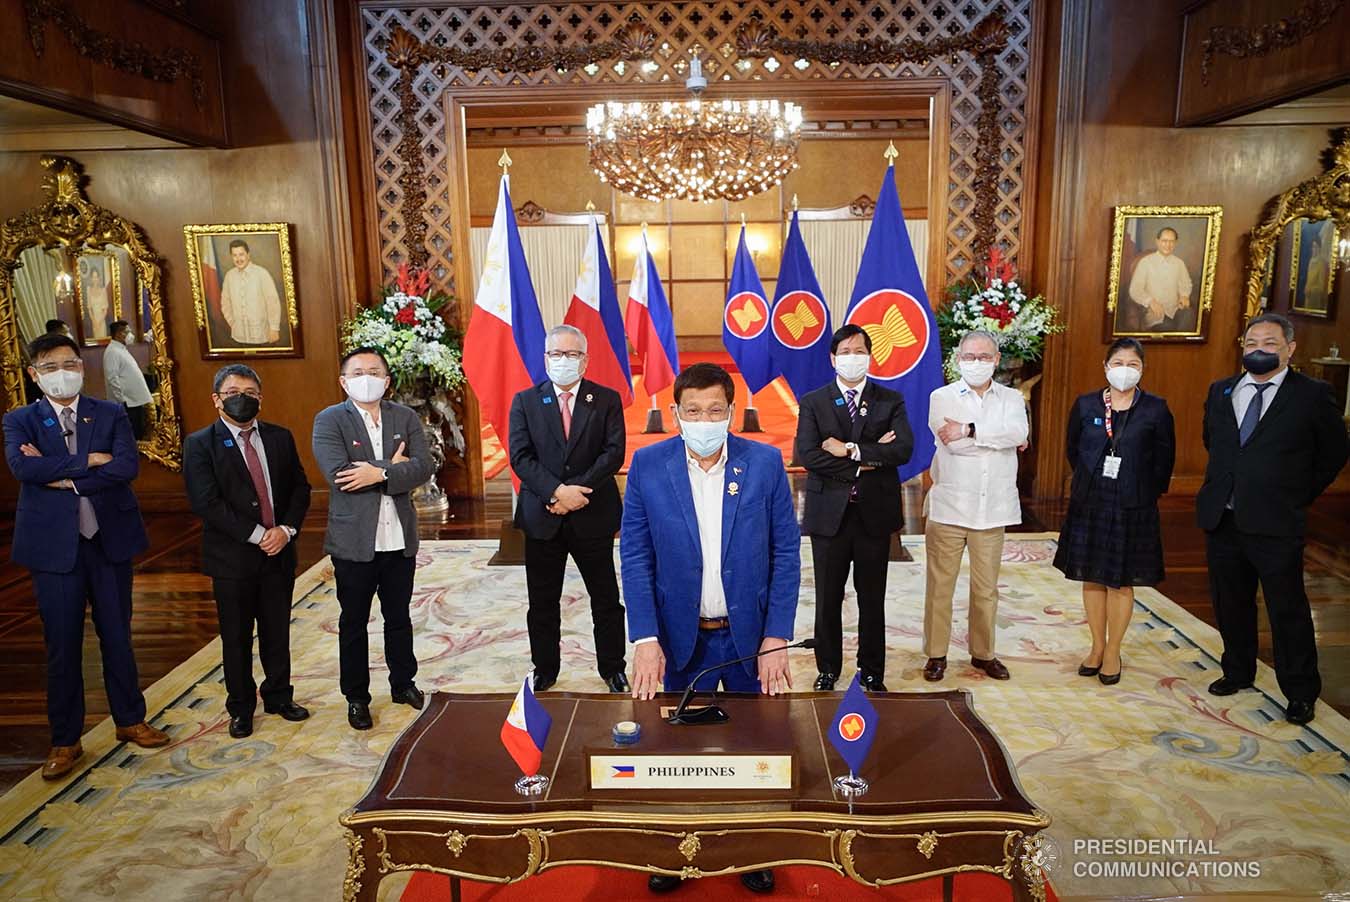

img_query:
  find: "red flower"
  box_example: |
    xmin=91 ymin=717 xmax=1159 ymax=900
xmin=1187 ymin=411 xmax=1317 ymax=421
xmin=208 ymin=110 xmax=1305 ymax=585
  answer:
xmin=983 ymin=246 xmax=1017 ymax=288
xmin=395 ymin=263 xmax=433 ymax=298
xmin=395 ymin=304 xmax=418 ymax=325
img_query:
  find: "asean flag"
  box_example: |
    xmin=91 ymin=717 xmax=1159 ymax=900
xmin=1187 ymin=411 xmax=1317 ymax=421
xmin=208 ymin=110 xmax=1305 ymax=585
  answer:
xmin=564 ymin=217 xmax=633 ymax=407
xmin=463 ymin=174 xmax=548 ymax=482
xmin=624 ymin=229 xmax=680 ymax=397
xmin=769 ymin=210 xmax=833 ymax=399
xmin=500 ymin=674 xmax=553 ymax=777
xmin=828 ymin=673 xmax=879 ymax=775
xmin=844 ymin=163 xmax=943 ymax=482
xmin=722 ymin=225 xmax=777 ymax=394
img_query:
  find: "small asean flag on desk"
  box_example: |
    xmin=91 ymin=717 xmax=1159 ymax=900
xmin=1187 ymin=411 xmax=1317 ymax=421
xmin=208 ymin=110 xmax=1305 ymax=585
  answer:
xmin=500 ymin=674 xmax=552 ymax=777
xmin=829 ymin=673 xmax=879 ymax=775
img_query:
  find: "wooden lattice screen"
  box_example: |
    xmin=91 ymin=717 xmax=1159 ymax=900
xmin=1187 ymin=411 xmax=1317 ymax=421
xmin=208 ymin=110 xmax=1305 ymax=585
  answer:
xmin=358 ymin=0 xmax=1036 ymax=295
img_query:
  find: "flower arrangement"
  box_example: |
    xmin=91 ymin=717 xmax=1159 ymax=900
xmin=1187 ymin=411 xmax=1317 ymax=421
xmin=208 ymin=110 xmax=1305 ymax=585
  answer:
xmin=342 ymin=263 xmax=465 ymax=393
xmin=935 ymin=247 xmax=1063 ymax=382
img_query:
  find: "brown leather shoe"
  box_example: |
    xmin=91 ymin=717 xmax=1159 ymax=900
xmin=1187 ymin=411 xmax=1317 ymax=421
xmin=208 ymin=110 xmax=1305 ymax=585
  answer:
xmin=115 ymin=722 xmax=170 ymax=748
xmin=42 ymin=743 xmax=83 ymax=781
xmin=971 ymin=657 xmax=1011 ymax=680
xmin=923 ymin=657 xmax=947 ymax=682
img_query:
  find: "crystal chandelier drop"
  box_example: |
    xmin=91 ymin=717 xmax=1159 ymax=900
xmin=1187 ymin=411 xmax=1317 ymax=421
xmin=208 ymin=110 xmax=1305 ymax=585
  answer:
xmin=586 ymin=58 xmax=803 ymax=203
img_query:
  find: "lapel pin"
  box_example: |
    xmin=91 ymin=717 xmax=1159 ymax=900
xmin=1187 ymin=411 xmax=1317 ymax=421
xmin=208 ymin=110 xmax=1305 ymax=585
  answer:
xmin=860 ymin=407 xmax=868 ymax=417
xmin=727 ymin=482 xmax=739 ymax=496
xmin=585 ymin=393 xmax=593 ymax=403
xmin=43 ymin=417 xmax=55 ymax=427
xmin=834 ymin=398 xmax=845 ymax=407
xmin=543 ymin=396 xmax=553 ymax=405
xmin=223 ymin=439 xmax=235 ymax=448
xmin=393 ymin=433 xmax=402 ymax=439
xmin=352 ymin=440 xmax=362 ymax=447
xmin=82 ymin=417 xmax=92 ymax=423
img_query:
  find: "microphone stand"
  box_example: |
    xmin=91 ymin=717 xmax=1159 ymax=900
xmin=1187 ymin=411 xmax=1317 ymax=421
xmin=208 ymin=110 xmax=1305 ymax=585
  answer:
xmin=667 ymin=637 xmax=816 ymax=725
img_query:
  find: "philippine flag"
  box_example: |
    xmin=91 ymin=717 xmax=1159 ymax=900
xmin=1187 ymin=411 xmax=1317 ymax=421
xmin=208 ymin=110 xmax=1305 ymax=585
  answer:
xmin=500 ymin=674 xmax=553 ymax=777
xmin=564 ymin=216 xmax=633 ymax=407
xmin=624 ymin=228 xmax=680 ymax=398
xmin=611 ymin=765 xmax=636 ymax=779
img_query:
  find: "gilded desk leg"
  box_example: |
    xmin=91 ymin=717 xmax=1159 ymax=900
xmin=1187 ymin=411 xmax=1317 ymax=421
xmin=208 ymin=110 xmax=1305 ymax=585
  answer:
xmin=343 ymin=828 xmax=378 ymax=902
xmin=1011 ymin=834 xmax=1048 ymax=902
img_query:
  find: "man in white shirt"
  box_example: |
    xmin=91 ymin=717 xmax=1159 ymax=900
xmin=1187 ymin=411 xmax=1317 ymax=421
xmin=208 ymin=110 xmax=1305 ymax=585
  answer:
xmin=103 ymin=320 xmax=154 ymax=439
xmin=921 ymin=330 xmax=1028 ymax=682
xmin=220 ymin=240 xmax=283 ymax=345
xmin=1127 ymin=227 xmax=1193 ymax=331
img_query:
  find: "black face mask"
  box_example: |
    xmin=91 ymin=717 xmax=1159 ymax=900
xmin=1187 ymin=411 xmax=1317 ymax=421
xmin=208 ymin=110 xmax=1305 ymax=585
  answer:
xmin=1242 ymin=350 xmax=1280 ymax=376
xmin=221 ymin=393 xmax=260 ymax=422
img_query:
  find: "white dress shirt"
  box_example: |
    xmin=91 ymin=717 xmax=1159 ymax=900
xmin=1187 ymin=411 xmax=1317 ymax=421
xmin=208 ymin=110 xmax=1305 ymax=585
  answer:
xmin=102 ymin=339 xmax=153 ymax=407
xmin=925 ymin=380 xmax=1027 ymax=530
xmin=836 ymin=376 xmax=866 ymax=463
xmin=357 ymin=405 xmax=406 ymax=552
xmin=552 ymin=381 xmax=579 ymax=416
xmin=688 ymin=443 xmax=729 ymax=619
xmin=1231 ymin=366 xmax=1288 ymax=426
xmin=1128 ymin=252 xmax=1193 ymax=322
xmin=220 ymin=417 xmax=275 ymax=545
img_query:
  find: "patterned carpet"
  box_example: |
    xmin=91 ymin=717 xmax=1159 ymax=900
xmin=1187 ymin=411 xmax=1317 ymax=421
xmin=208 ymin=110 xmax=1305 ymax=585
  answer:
xmin=0 ymin=537 xmax=1346 ymax=901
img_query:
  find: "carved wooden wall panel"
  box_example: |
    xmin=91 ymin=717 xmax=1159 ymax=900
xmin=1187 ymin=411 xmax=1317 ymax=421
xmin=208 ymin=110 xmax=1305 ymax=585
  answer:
xmin=358 ymin=0 xmax=1036 ymax=294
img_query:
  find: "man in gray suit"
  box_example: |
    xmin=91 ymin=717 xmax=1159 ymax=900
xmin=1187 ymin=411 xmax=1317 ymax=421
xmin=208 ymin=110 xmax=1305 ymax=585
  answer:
xmin=313 ymin=347 xmax=434 ymax=730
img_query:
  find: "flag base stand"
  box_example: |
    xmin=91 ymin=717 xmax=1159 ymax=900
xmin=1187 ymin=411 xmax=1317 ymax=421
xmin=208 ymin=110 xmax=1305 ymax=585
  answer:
xmin=513 ymin=774 xmax=550 ymax=796
xmin=740 ymin=406 xmax=763 ymax=433
xmin=488 ymin=519 xmax=526 ymax=566
xmin=889 ymin=534 xmax=913 ymax=562
xmin=833 ymin=771 xmax=869 ymax=797
xmin=643 ymin=407 xmax=666 ymax=434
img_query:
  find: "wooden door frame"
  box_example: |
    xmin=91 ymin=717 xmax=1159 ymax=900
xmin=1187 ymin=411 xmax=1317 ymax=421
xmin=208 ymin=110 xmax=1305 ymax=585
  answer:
xmin=444 ymin=79 xmax=952 ymax=499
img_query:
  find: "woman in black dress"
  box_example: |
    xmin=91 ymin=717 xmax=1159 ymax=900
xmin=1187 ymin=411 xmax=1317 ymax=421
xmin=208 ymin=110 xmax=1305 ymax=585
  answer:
xmin=1053 ymin=338 xmax=1175 ymax=685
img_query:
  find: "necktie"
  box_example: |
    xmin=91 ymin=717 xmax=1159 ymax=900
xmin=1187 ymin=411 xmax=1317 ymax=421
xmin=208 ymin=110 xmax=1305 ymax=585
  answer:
xmin=559 ymin=391 xmax=573 ymax=441
xmin=1238 ymin=382 xmax=1272 ymax=447
xmin=239 ymin=427 xmax=276 ymax=528
xmin=845 ymin=388 xmax=858 ymax=422
xmin=62 ymin=407 xmax=99 ymax=539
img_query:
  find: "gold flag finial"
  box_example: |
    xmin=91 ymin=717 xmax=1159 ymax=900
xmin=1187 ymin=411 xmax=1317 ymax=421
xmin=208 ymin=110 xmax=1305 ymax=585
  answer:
xmin=585 ymin=200 xmax=596 ymax=212
xmin=740 ymin=212 xmax=747 ymax=227
xmin=884 ymin=141 xmax=898 ymax=166
xmin=792 ymin=193 xmax=799 ymax=212
xmin=498 ymin=150 xmax=513 ymax=174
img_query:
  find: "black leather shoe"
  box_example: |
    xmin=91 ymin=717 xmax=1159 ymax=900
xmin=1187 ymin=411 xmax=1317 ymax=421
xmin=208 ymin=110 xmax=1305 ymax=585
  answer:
xmin=604 ymin=672 xmax=630 ymax=694
xmin=923 ymin=657 xmax=947 ymax=682
xmin=533 ymin=673 xmax=558 ymax=693
xmin=228 ymin=715 xmax=253 ymax=738
xmin=391 ymin=685 xmax=425 ymax=710
xmin=859 ymin=672 xmax=888 ymax=693
xmin=348 ymin=701 xmax=373 ymax=731
xmin=813 ymin=673 xmax=837 ymax=691
xmin=971 ymin=657 xmax=1011 ymax=680
xmin=263 ymin=701 xmax=310 ymax=721
xmin=1207 ymin=676 xmax=1253 ymax=696
xmin=647 ymin=874 xmax=681 ymax=893
xmin=740 ymin=869 xmax=775 ymax=893
xmin=1285 ymin=699 xmax=1315 ymax=725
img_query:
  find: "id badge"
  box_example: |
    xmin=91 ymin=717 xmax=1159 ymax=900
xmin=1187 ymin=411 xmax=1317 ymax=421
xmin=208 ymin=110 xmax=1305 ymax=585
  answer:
xmin=1102 ymin=454 xmax=1122 ymax=479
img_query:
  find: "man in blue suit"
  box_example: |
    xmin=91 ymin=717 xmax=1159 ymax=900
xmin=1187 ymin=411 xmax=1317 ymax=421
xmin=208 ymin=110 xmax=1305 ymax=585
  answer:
xmin=621 ymin=362 xmax=800 ymax=895
xmin=4 ymin=334 xmax=168 ymax=781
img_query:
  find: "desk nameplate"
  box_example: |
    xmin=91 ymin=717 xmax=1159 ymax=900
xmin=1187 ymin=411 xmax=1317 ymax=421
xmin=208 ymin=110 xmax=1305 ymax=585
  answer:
xmin=589 ymin=753 xmax=794 ymax=790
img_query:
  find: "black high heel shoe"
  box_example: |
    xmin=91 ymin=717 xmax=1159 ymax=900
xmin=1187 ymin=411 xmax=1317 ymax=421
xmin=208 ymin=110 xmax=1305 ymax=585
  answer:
xmin=1077 ymin=654 xmax=1102 ymax=677
xmin=1098 ymin=657 xmax=1123 ymax=685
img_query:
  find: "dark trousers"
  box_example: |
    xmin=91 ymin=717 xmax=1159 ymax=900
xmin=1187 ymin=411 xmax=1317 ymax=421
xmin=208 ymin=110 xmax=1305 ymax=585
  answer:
xmin=524 ymin=524 xmax=626 ymax=680
xmin=811 ymin=505 xmax=892 ymax=678
xmin=32 ymin=535 xmax=146 ymax=746
xmin=212 ymin=562 xmax=296 ymax=718
xmin=1206 ymin=511 xmax=1321 ymax=704
xmin=125 ymin=403 xmax=148 ymax=440
xmin=663 ymin=627 xmax=760 ymax=693
xmin=334 ymin=551 xmax=418 ymax=703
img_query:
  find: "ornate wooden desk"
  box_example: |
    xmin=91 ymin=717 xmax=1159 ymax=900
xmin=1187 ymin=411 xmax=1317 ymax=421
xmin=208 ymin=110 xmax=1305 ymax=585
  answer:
xmin=340 ymin=690 xmax=1051 ymax=901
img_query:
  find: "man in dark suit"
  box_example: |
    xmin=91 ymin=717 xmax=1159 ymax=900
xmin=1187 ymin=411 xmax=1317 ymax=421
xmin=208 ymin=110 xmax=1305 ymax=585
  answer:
xmin=184 ymin=364 xmax=312 ymax=738
xmin=509 ymin=324 xmax=628 ymax=693
xmin=1198 ymin=313 xmax=1348 ymax=725
xmin=4 ymin=333 xmax=169 ymax=780
xmin=795 ymin=324 xmax=913 ymax=692
xmin=313 ymin=348 xmax=434 ymax=731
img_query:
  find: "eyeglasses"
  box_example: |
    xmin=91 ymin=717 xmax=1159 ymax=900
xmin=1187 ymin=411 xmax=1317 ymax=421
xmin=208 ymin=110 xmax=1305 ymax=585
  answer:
xmin=33 ymin=361 xmax=82 ymax=373
xmin=958 ymin=353 xmax=996 ymax=363
xmin=218 ymin=389 xmax=261 ymax=400
xmin=678 ymin=406 xmax=730 ymax=422
xmin=545 ymin=350 xmax=586 ymax=361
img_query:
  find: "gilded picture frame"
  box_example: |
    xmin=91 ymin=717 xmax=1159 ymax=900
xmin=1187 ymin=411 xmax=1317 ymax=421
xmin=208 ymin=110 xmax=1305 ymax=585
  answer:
xmin=1287 ymin=217 xmax=1338 ymax=318
xmin=183 ymin=222 xmax=301 ymax=358
xmin=1105 ymin=205 xmax=1222 ymax=343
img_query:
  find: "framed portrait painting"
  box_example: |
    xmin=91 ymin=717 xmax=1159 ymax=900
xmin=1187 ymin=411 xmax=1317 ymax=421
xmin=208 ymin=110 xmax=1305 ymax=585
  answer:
xmin=76 ymin=250 xmax=122 ymax=346
xmin=183 ymin=223 xmax=300 ymax=358
xmin=1106 ymin=205 xmax=1222 ymax=342
xmin=1288 ymin=217 xmax=1338 ymax=318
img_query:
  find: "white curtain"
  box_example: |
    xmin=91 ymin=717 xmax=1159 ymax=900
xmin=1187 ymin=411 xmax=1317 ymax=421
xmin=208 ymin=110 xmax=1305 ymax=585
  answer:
xmin=12 ymin=247 xmax=63 ymax=344
xmin=798 ymin=219 xmax=929 ymax=327
xmin=470 ymin=224 xmax=598 ymax=330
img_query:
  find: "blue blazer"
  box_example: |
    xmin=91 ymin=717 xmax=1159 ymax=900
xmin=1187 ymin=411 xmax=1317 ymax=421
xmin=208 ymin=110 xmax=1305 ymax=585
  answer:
xmin=620 ymin=434 xmax=800 ymax=675
xmin=4 ymin=395 xmax=148 ymax=572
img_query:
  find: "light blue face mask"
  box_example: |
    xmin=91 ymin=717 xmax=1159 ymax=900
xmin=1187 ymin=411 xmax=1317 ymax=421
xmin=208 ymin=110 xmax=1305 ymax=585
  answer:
xmin=678 ymin=412 xmax=732 ymax=457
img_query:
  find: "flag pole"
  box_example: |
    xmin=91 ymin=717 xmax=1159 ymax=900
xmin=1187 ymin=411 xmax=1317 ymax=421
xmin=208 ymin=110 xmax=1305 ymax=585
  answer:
xmin=639 ymin=220 xmax=668 ymax=434
xmin=736 ymin=213 xmax=765 ymax=434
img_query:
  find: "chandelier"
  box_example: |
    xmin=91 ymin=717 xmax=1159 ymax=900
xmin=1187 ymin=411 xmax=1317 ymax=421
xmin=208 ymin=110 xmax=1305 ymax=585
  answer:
xmin=586 ymin=58 xmax=803 ymax=203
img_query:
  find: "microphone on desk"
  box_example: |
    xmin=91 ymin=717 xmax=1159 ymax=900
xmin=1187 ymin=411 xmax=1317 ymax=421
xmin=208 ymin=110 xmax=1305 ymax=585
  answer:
xmin=667 ymin=637 xmax=817 ymax=726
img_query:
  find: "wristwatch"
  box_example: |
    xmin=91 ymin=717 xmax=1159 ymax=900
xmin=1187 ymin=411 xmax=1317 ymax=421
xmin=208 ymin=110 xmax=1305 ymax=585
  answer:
xmin=282 ymin=526 xmax=297 ymax=539
xmin=967 ymin=423 xmax=976 ymax=438
xmin=844 ymin=441 xmax=857 ymax=455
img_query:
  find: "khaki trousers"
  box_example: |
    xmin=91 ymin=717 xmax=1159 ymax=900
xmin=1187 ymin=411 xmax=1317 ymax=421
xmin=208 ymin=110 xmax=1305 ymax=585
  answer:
xmin=923 ymin=520 xmax=1005 ymax=660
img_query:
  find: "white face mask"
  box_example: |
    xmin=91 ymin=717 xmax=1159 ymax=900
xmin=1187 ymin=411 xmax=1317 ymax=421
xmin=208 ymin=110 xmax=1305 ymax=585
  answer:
xmin=546 ymin=356 xmax=583 ymax=387
xmin=834 ymin=353 xmax=870 ymax=383
xmin=343 ymin=374 xmax=388 ymax=404
xmin=678 ymin=413 xmax=732 ymax=458
xmin=1106 ymin=365 xmax=1142 ymax=392
xmin=122 ymin=333 xmax=135 ymax=346
xmin=958 ymin=360 xmax=996 ymax=387
xmin=37 ymin=369 xmax=83 ymax=399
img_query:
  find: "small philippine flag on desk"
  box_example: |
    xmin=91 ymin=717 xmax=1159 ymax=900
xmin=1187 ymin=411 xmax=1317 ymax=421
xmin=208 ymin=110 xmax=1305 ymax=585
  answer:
xmin=828 ymin=673 xmax=879 ymax=775
xmin=611 ymin=765 xmax=636 ymax=779
xmin=500 ymin=674 xmax=552 ymax=777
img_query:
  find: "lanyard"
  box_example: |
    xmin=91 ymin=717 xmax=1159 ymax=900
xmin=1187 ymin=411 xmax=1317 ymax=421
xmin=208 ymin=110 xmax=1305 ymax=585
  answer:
xmin=1102 ymin=388 xmax=1135 ymax=454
